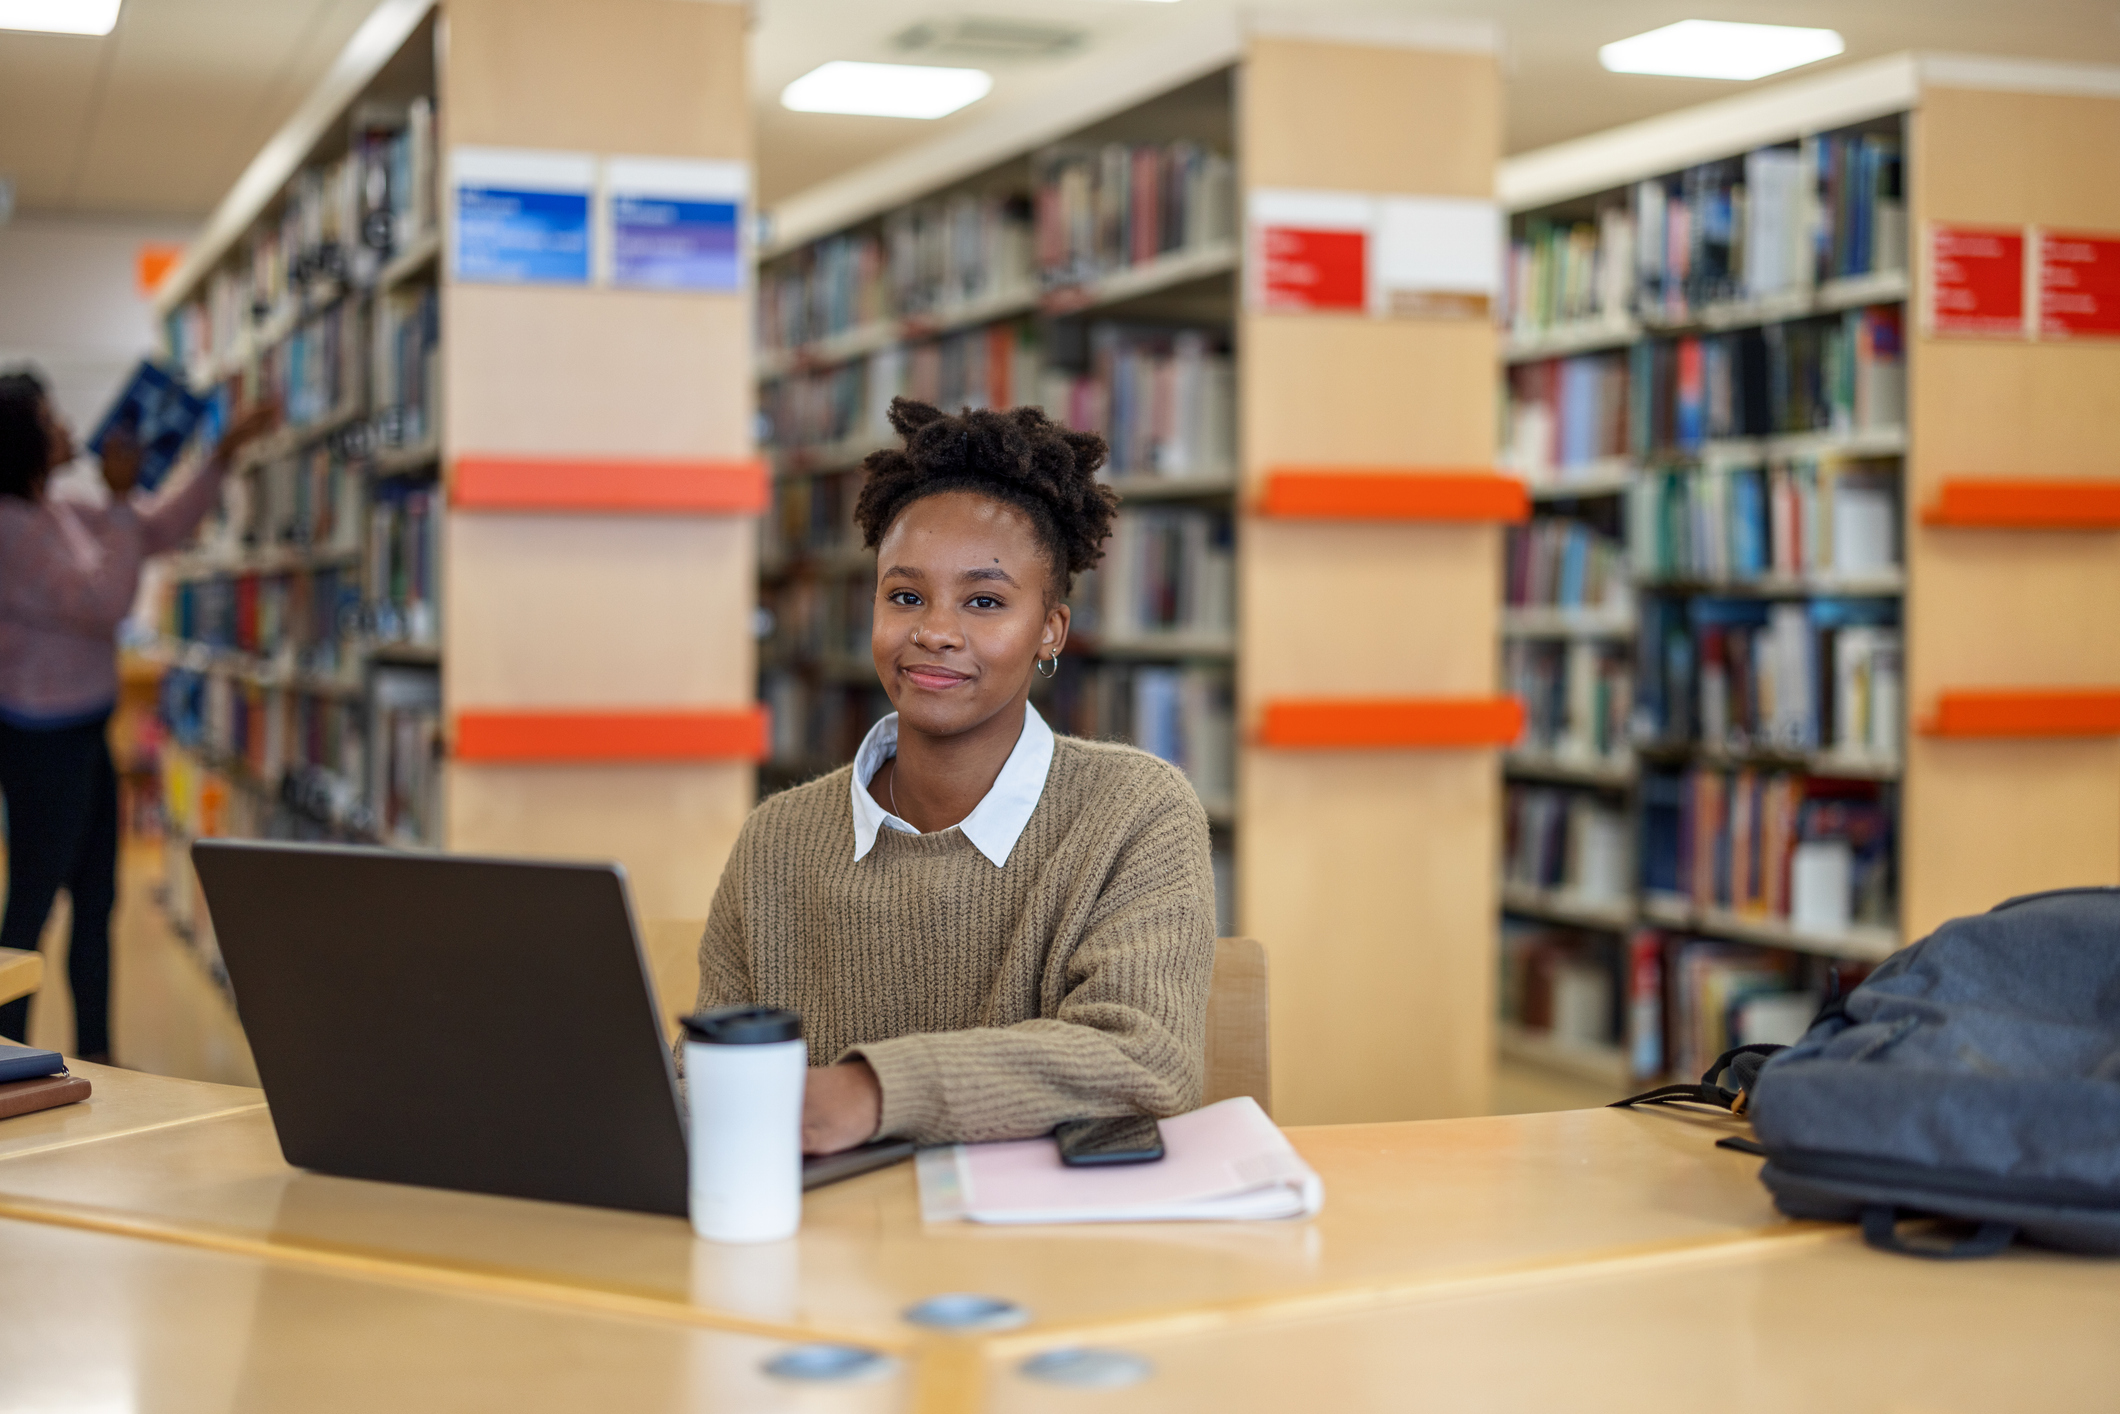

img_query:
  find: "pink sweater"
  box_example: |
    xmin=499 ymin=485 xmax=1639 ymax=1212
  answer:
xmin=0 ymin=460 xmax=226 ymax=728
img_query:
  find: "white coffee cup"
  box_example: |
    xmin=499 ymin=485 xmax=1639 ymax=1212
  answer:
xmin=682 ymin=1006 xmax=805 ymax=1243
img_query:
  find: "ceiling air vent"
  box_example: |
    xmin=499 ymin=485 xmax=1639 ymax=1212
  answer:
xmin=892 ymin=17 xmax=1087 ymax=63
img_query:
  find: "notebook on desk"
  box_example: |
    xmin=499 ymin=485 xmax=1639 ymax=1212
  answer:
xmin=917 ymin=1097 xmax=1325 ymax=1225
xmin=0 ymin=1045 xmax=90 ymax=1122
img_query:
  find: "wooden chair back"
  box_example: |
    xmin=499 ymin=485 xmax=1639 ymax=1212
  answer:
xmin=0 ymin=947 xmax=42 ymax=1013
xmin=1203 ymin=936 xmax=1272 ymax=1117
xmin=639 ymin=924 xmax=1271 ymax=1118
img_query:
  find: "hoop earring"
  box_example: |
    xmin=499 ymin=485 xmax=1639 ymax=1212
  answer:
xmin=1036 ymin=650 xmax=1059 ymax=679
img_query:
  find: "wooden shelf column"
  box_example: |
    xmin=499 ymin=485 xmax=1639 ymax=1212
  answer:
xmin=1237 ymin=29 xmax=1505 ymax=1123
xmin=1905 ymin=78 xmax=2120 ymax=936
xmin=439 ymin=0 xmax=760 ymax=922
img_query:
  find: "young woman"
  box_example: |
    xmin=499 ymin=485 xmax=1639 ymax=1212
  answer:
xmin=696 ymin=397 xmax=1217 ymax=1154
xmin=0 ymin=370 xmax=272 ymax=1058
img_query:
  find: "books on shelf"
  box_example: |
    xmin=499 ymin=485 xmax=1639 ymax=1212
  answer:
xmin=1630 ymin=457 xmax=1900 ymax=585
xmin=1504 ymin=784 xmax=1633 ymax=905
xmin=1629 ymin=306 xmax=1904 ymax=457
xmin=162 ymin=568 xmax=358 ymax=681
xmin=756 ymin=193 xmax=1035 ymax=355
xmin=1042 ymin=326 xmax=1233 ymax=479
xmin=159 ymin=665 xmax=365 ymax=805
xmin=1505 ymin=353 xmax=1630 ymax=478
xmin=1507 ymin=308 xmax=1902 ymax=473
xmin=1634 ymin=595 xmax=1902 ymax=760
xmin=374 ymin=283 xmax=439 ymax=451
xmin=1033 ymin=139 xmax=1234 ymax=289
xmin=371 ymin=665 xmax=442 ymax=847
xmin=1505 ymin=517 xmax=1630 ymax=614
xmin=1075 ymin=504 xmax=1234 ymax=642
xmin=1641 ymin=767 xmax=1895 ymax=939
xmin=261 ymin=302 xmax=360 ymax=431
xmin=364 ymin=482 xmax=441 ymax=648
xmin=1507 ymin=639 xmax=1633 ymax=765
xmin=1504 ymin=208 xmax=1636 ymax=341
xmin=1045 ymin=661 xmax=1233 ymax=807
xmin=1814 ymin=127 xmax=1906 ymax=284
xmin=875 ymin=321 xmax=1038 ymax=426
xmin=247 ymin=446 xmax=364 ymax=557
xmin=1503 ymin=124 xmax=1904 ymax=345
xmin=164 ymin=98 xmax=436 ymax=383
xmin=1500 ymin=921 xmax=1625 ymax=1059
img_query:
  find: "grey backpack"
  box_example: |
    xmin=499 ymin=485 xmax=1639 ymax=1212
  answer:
xmin=1618 ymin=888 xmax=2120 ymax=1259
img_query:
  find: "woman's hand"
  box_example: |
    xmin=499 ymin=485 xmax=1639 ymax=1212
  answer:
xmin=213 ymin=400 xmax=279 ymax=465
xmin=802 ymin=1059 xmax=882 ymax=1155
xmin=98 ymin=425 xmax=142 ymax=496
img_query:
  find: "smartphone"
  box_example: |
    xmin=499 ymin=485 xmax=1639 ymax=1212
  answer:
xmin=1054 ymin=1115 xmax=1164 ymax=1167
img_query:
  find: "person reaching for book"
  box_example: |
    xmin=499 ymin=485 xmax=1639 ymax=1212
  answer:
xmin=691 ymin=396 xmax=1216 ymax=1154
xmin=0 ymin=369 xmax=275 ymax=1062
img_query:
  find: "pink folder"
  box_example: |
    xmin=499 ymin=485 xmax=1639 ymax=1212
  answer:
xmin=916 ymin=1097 xmax=1324 ymax=1224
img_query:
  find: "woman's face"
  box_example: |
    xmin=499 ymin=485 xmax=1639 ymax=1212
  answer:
xmin=36 ymin=396 xmax=73 ymax=472
xmin=872 ymin=490 xmax=1069 ymax=741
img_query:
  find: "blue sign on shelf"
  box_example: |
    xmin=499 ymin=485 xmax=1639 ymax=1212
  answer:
xmin=610 ymin=196 xmax=741 ymax=291
xmin=456 ymin=186 xmax=591 ymax=285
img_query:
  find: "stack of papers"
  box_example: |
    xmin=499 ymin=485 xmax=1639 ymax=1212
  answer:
xmin=917 ymin=1097 xmax=1324 ymax=1225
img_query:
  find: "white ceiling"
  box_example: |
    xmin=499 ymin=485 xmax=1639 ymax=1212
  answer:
xmin=5 ymin=0 xmax=2120 ymax=223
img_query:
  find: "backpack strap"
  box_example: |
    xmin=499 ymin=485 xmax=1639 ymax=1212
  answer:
xmin=1609 ymin=1043 xmax=1786 ymax=1113
xmin=1860 ymin=1206 xmax=2019 ymax=1260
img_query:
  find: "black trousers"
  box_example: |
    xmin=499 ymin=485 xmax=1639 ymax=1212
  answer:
xmin=0 ymin=716 xmax=117 ymax=1056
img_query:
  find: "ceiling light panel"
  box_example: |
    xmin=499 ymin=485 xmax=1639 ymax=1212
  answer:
xmin=1599 ymin=20 xmax=1845 ymax=82
xmin=0 ymin=0 xmax=121 ymax=35
xmin=781 ymin=61 xmax=993 ymax=120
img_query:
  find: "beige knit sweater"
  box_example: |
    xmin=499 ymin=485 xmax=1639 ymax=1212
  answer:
xmin=693 ymin=734 xmax=1216 ymax=1144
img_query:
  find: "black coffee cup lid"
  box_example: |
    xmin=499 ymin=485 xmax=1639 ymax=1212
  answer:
xmin=681 ymin=1006 xmax=802 ymax=1045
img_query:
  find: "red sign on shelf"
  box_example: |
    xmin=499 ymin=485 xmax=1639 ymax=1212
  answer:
xmin=1259 ymin=226 xmax=1366 ymax=312
xmin=1929 ymin=224 xmax=2026 ymax=337
xmin=2039 ymin=230 xmax=2120 ymax=339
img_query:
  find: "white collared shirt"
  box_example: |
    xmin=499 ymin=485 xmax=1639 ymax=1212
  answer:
xmin=850 ymin=702 xmax=1054 ymax=867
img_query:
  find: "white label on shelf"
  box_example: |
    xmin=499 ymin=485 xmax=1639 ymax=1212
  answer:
xmin=1246 ymin=187 xmax=1500 ymax=319
xmin=601 ymin=157 xmax=749 ymax=292
xmin=451 ymin=147 xmax=595 ymax=286
xmin=1372 ymin=195 xmax=1502 ymax=317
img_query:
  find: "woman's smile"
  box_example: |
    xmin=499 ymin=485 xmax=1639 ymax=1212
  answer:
xmin=902 ymin=663 xmax=971 ymax=692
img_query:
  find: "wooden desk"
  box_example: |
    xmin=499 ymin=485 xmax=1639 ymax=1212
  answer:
xmin=976 ymin=1227 xmax=2120 ymax=1413
xmin=0 ymin=945 xmax=40 ymax=1007
xmin=0 ymin=1065 xmax=1816 ymax=1348
xmin=0 ymin=1057 xmax=262 ymax=1163
xmin=0 ymin=1067 xmax=2107 ymax=1411
xmin=0 ymin=1213 xmax=902 ymax=1414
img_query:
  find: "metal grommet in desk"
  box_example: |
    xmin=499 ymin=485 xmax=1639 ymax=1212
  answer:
xmin=903 ymin=1293 xmax=1031 ymax=1332
xmin=762 ymin=1343 xmax=895 ymax=1383
xmin=1018 ymin=1348 xmax=1154 ymax=1389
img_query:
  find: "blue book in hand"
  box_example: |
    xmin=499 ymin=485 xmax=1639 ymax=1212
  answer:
xmin=89 ymin=360 xmax=209 ymax=493
xmin=0 ymin=1043 xmax=66 ymax=1084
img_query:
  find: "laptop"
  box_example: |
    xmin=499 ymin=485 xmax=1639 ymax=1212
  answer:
xmin=191 ymin=839 xmax=911 ymax=1216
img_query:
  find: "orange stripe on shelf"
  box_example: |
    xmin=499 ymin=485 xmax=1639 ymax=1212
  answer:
xmin=451 ymin=457 xmax=770 ymax=514
xmin=1923 ymin=480 xmax=2120 ymax=528
xmin=454 ymin=708 xmax=770 ymax=763
xmin=1922 ymin=690 xmax=2120 ymax=738
xmin=1257 ymin=697 xmax=1525 ymax=750
xmin=1256 ymin=469 xmax=1529 ymax=523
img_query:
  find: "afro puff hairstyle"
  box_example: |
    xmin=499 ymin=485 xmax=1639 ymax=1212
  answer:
xmin=853 ymin=397 xmax=1119 ymax=598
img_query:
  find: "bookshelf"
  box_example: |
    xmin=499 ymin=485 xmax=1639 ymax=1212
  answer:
xmin=146 ymin=4 xmax=441 ymax=966
xmin=146 ymin=0 xmax=761 ymax=972
xmin=1492 ymin=52 xmax=2120 ymax=1090
xmin=755 ymin=18 xmax=1507 ymax=1122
